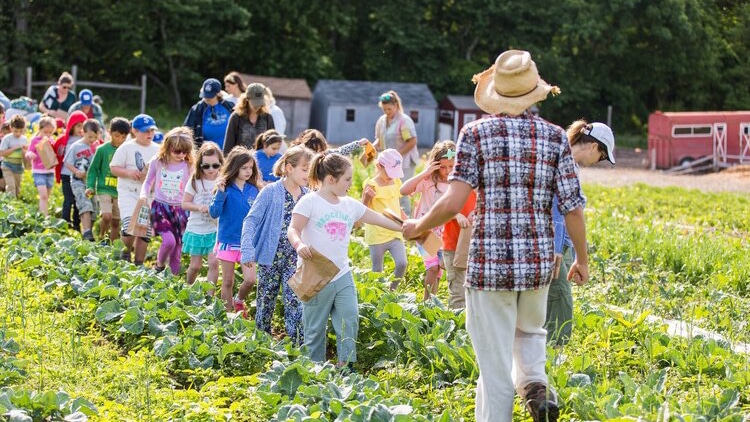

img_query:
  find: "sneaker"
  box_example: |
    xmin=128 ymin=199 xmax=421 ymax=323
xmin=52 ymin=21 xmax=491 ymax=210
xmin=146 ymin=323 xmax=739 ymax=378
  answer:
xmin=154 ymin=265 xmax=166 ymax=273
xmin=82 ymin=230 xmax=95 ymax=242
xmin=119 ymin=250 xmax=131 ymax=262
xmin=233 ymin=300 xmax=248 ymax=319
xmin=523 ymin=382 xmax=559 ymax=422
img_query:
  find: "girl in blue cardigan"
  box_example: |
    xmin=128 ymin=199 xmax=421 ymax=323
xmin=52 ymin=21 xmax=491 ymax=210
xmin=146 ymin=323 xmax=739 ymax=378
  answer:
xmin=209 ymin=146 xmax=260 ymax=315
xmin=241 ymin=145 xmax=313 ymax=344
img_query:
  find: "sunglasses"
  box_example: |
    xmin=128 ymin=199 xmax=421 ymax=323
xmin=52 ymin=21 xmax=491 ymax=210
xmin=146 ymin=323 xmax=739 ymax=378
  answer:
xmin=224 ymin=80 xmax=236 ymax=85
xmin=379 ymin=94 xmax=393 ymax=102
xmin=201 ymin=163 xmax=221 ymax=170
xmin=60 ymin=85 xmax=71 ymax=90
xmin=172 ymin=150 xmax=189 ymax=155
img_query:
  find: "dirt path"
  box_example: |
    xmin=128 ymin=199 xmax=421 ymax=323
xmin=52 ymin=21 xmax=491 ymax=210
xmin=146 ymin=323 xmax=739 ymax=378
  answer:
xmin=579 ymin=148 xmax=750 ymax=194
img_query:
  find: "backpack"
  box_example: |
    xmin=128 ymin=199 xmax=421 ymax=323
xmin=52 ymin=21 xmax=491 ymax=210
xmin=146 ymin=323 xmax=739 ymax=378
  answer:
xmin=10 ymin=96 xmax=39 ymax=113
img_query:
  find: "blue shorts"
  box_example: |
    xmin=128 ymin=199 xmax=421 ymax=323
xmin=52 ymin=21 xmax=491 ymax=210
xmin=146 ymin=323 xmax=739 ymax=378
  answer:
xmin=32 ymin=173 xmax=55 ymax=189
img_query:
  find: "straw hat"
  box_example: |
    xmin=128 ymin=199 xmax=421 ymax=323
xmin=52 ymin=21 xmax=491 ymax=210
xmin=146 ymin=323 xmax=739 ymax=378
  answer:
xmin=473 ymin=50 xmax=560 ymax=115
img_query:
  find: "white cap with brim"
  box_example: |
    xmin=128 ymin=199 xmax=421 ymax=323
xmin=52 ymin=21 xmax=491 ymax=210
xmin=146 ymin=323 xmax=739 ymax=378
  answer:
xmin=583 ymin=122 xmax=615 ymax=164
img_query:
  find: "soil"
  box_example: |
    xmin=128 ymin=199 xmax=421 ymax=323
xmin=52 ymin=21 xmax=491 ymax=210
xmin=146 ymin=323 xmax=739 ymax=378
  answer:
xmin=579 ymin=148 xmax=750 ymax=194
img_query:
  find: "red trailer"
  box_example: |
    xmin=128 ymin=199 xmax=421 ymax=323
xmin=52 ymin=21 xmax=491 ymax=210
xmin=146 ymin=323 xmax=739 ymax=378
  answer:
xmin=648 ymin=111 xmax=750 ymax=170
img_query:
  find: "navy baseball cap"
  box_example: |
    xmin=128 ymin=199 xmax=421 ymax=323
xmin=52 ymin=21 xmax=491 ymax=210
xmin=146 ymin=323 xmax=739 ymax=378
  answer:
xmin=200 ymin=78 xmax=221 ymax=99
xmin=153 ymin=131 xmax=164 ymax=144
xmin=132 ymin=114 xmax=157 ymax=132
xmin=79 ymin=89 xmax=93 ymax=105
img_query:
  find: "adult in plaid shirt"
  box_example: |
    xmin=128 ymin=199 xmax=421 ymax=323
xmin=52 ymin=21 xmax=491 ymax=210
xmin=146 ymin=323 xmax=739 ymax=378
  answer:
xmin=403 ymin=50 xmax=588 ymax=422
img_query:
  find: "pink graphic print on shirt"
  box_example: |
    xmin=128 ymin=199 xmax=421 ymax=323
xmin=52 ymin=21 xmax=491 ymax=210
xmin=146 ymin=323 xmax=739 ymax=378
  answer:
xmin=324 ymin=221 xmax=348 ymax=241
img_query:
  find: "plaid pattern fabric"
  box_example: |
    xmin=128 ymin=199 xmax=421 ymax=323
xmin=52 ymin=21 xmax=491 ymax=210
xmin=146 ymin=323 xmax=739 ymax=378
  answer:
xmin=450 ymin=111 xmax=585 ymax=291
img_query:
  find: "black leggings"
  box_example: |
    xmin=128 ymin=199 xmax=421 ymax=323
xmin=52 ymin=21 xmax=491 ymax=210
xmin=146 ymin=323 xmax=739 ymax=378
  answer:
xmin=61 ymin=174 xmax=81 ymax=231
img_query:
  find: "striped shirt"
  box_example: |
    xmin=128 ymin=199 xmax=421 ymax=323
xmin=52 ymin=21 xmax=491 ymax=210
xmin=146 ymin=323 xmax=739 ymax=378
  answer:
xmin=450 ymin=111 xmax=585 ymax=291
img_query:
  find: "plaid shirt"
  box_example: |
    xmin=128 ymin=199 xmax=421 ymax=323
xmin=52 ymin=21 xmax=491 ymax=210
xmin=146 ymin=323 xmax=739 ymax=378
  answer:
xmin=450 ymin=112 xmax=585 ymax=291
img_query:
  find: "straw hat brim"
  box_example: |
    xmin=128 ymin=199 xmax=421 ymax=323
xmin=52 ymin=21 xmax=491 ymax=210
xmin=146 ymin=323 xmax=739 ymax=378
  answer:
xmin=473 ymin=66 xmax=555 ymax=116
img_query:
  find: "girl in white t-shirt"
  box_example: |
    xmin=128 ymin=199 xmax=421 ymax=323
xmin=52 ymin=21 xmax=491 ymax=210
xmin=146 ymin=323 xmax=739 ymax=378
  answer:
xmin=181 ymin=142 xmax=223 ymax=285
xmin=288 ymin=152 xmax=401 ymax=369
xmin=400 ymin=140 xmax=455 ymax=301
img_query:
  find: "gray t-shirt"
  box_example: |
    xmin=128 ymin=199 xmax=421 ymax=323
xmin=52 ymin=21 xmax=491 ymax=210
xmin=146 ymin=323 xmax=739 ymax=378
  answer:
xmin=62 ymin=139 xmax=94 ymax=184
xmin=0 ymin=134 xmax=28 ymax=167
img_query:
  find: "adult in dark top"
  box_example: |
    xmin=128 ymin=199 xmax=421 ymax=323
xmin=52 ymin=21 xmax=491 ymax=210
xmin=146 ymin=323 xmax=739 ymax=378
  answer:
xmin=39 ymin=72 xmax=76 ymax=120
xmin=223 ymin=83 xmax=274 ymax=156
xmin=183 ymin=78 xmax=235 ymax=150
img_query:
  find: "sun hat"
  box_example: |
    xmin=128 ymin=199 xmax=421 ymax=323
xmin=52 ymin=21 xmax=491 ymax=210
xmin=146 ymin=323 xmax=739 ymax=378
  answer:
xmin=583 ymin=122 xmax=616 ymax=164
xmin=79 ymin=89 xmax=93 ymax=106
xmin=132 ymin=114 xmax=157 ymax=132
xmin=377 ymin=148 xmax=404 ymax=179
xmin=246 ymin=83 xmax=267 ymax=107
xmin=472 ymin=50 xmax=560 ymax=116
xmin=200 ymin=78 xmax=222 ymax=99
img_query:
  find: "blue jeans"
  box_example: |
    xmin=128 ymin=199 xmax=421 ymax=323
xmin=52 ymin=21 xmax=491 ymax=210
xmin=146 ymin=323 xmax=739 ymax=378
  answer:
xmin=302 ymin=271 xmax=358 ymax=363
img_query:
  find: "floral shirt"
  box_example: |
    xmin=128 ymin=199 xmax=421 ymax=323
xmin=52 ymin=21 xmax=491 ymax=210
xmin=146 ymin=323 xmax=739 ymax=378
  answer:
xmin=450 ymin=111 xmax=585 ymax=291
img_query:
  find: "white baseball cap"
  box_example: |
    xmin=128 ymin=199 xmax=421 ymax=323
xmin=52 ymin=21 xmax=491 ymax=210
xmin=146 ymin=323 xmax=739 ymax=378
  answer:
xmin=583 ymin=122 xmax=615 ymax=164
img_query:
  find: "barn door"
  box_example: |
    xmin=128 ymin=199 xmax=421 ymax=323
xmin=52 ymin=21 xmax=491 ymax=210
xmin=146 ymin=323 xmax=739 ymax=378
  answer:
xmin=713 ymin=122 xmax=727 ymax=167
xmin=740 ymin=123 xmax=750 ymax=164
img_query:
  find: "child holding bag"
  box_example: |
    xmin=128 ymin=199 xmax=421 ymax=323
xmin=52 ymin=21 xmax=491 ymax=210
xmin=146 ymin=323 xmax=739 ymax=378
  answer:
xmin=287 ymin=152 xmax=401 ymax=369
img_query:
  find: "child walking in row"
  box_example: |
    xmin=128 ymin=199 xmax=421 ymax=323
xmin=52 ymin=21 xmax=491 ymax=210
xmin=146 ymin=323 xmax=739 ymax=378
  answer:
xmin=361 ymin=148 xmax=408 ymax=290
xmin=140 ymin=127 xmax=193 ymax=275
xmin=182 ymin=142 xmax=223 ymax=285
xmin=288 ymin=152 xmax=402 ymax=368
xmin=26 ymin=116 xmax=57 ymax=214
xmin=242 ymin=145 xmax=313 ymax=344
xmin=63 ymin=119 xmax=101 ymax=241
xmin=86 ymin=117 xmax=130 ymax=243
xmin=209 ymin=146 xmax=260 ymax=314
xmin=255 ymin=129 xmax=283 ymax=183
xmin=55 ymin=110 xmax=87 ymax=230
xmin=0 ymin=115 xmax=28 ymax=199
xmin=401 ymin=140 xmax=455 ymax=300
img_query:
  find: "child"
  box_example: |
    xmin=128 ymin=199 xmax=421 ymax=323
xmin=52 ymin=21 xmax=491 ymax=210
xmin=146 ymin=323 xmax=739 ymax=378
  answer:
xmin=291 ymin=129 xmax=368 ymax=156
xmin=110 ymin=114 xmax=160 ymax=265
xmin=361 ymin=148 xmax=408 ymax=290
xmin=0 ymin=115 xmax=29 ymax=198
xmin=254 ymin=129 xmax=283 ymax=183
xmin=241 ymin=145 xmax=313 ymax=344
xmin=86 ymin=117 xmax=130 ymax=243
xmin=54 ymin=110 xmax=88 ymax=230
xmin=63 ymin=119 xmax=100 ymax=240
xmin=25 ymin=116 xmax=57 ymax=215
xmin=401 ymin=140 xmax=455 ymax=300
xmin=287 ymin=152 xmax=402 ymax=368
xmin=140 ymin=127 xmax=193 ymax=275
xmin=182 ymin=142 xmax=223 ymax=285
xmin=209 ymin=146 xmax=260 ymax=314
xmin=441 ymin=189 xmax=475 ymax=310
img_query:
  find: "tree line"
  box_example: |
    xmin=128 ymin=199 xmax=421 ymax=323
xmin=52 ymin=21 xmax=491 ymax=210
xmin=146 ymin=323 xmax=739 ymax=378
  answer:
xmin=1 ymin=0 xmax=749 ymax=134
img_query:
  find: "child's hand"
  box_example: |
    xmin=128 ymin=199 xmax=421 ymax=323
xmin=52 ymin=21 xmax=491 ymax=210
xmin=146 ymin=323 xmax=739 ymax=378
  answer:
xmin=129 ymin=169 xmax=142 ymax=181
xmin=295 ymin=242 xmax=312 ymax=260
xmin=76 ymin=170 xmax=85 ymax=179
xmin=216 ymin=180 xmax=225 ymax=192
xmin=456 ymin=213 xmax=470 ymax=228
xmin=423 ymin=161 xmax=440 ymax=178
xmin=25 ymin=151 xmax=37 ymax=160
xmin=200 ymin=205 xmax=209 ymax=213
xmin=358 ymin=138 xmax=370 ymax=146
xmin=362 ymin=184 xmax=376 ymax=205
xmin=85 ymin=188 xmax=94 ymax=198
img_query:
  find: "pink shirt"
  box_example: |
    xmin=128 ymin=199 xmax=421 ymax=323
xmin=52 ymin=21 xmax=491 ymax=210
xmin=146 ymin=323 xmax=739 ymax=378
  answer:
xmin=140 ymin=158 xmax=191 ymax=206
xmin=26 ymin=135 xmax=55 ymax=174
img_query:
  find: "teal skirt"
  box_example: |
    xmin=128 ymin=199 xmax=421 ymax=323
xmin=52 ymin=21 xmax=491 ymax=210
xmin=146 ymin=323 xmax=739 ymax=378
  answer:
xmin=182 ymin=231 xmax=217 ymax=256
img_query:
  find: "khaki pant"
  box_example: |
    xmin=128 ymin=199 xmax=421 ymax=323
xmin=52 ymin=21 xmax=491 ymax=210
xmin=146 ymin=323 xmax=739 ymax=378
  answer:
xmin=442 ymin=250 xmax=466 ymax=309
xmin=3 ymin=169 xmax=22 ymax=198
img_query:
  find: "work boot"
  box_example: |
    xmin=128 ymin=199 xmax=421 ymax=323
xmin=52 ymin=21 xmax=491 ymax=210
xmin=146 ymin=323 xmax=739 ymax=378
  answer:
xmin=523 ymin=382 xmax=559 ymax=422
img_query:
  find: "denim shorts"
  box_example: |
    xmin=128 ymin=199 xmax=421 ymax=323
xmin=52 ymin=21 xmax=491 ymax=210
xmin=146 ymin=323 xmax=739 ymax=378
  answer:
xmin=32 ymin=172 xmax=55 ymax=189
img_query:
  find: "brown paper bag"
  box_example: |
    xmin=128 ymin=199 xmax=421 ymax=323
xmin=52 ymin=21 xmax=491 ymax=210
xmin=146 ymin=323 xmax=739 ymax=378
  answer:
xmin=453 ymin=226 xmax=471 ymax=269
xmin=383 ymin=208 xmax=442 ymax=256
xmin=126 ymin=197 xmax=151 ymax=237
xmin=359 ymin=141 xmax=377 ymax=167
xmin=37 ymin=137 xmax=58 ymax=169
xmin=288 ymin=247 xmax=340 ymax=302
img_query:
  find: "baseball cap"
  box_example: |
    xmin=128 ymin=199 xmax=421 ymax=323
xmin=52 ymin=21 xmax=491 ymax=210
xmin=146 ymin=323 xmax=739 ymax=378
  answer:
xmin=200 ymin=78 xmax=222 ymax=99
xmin=153 ymin=131 xmax=164 ymax=144
xmin=246 ymin=83 xmax=267 ymax=107
xmin=79 ymin=89 xmax=93 ymax=105
xmin=583 ymin=122 xmax=616 ymax=164
xmin=132 ymin=114 xmax=157 ymax=132
xmin=377 ymin=148 xmax=404 ymax=179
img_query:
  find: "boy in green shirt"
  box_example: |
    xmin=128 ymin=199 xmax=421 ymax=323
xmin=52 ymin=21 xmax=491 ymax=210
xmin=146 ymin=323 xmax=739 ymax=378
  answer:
xmin=86 ymin=117 xmax=130 ymax=243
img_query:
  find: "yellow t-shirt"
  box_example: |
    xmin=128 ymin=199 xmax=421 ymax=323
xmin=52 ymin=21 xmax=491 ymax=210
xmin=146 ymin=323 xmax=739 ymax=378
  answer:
xmin=363 ymin=177 xmax=404 ymax=245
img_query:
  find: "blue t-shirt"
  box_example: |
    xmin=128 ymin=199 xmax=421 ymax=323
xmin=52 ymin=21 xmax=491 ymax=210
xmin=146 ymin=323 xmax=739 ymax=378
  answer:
xmin=255 ymin=150 xmax=281 ymax=182
xmin=202 ymin=104 xmax=231 ymax=149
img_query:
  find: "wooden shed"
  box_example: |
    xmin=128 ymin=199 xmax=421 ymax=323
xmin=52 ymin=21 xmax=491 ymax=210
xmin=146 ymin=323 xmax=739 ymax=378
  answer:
xmin=310 ymin=80 xmax=437 ymax=147
xmin=238 ymin=74 xmax=312 ymax=139
xmin=438 ymin=95 xmax=486 ymax=141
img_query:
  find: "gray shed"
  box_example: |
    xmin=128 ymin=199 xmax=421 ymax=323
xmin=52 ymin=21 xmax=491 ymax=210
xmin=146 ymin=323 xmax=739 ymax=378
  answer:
xmin=310 ymin=80 xmax=437 ymax=147
xmin=239 ymin=74 xmax=312 ymax=139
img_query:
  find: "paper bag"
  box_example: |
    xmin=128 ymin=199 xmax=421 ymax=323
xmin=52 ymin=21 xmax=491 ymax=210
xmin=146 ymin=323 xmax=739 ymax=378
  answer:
xmin=383 ymin=208 xmax=442 ymax=257
xmin=359 ymin=141 xmax=377 ymax=167
xmin=453 ymin=226 xmax=471 ymax=269
xmin=288 ymin=247 xmax=340 ymax=302
xmin=37 ymin=137 xmax=58 ymax=169
xmin=126 ymin=197 xmax=151 ymax=237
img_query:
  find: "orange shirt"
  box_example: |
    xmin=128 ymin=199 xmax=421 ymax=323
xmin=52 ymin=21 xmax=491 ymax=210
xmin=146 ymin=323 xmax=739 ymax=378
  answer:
xmin=441 ymin=190 xmax=476 ymax=251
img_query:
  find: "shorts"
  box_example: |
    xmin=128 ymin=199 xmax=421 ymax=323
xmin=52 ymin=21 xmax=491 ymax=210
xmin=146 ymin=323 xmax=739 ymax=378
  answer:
xmin=182 ymin=231 xmax=217 ymax=256
xmin=1 ymin=162 xmax=24 ymax=174
xmin=96 ymin=194 xmax=120 ymax=219
xmin=32 ymin=172 xmax=55 ymax=189
xmin=215 ymin=242 xmax=241 ymax=263
xmin=417 ymin=245 xmax=444 ymax=269
xmin=71 ymin=182 xmax=94 ymax=214
xmin=120 ymin=216 xmax=153 ymax=241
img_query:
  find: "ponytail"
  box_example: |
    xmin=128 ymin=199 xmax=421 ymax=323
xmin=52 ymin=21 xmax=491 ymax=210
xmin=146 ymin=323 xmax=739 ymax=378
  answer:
xmin=309 ymin=152 xmax=351 ymax=189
